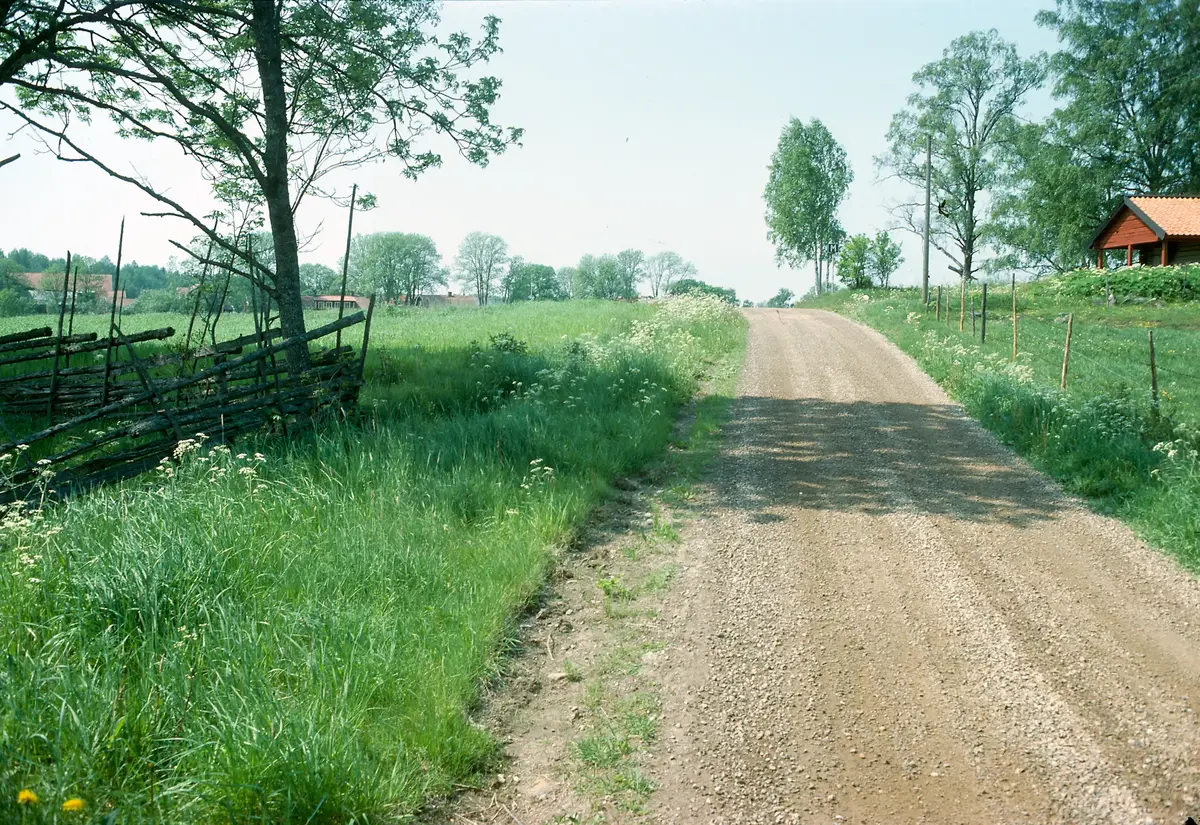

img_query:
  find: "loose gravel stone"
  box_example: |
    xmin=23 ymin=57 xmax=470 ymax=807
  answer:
xmin=650 ymin=309 xmax=1200 ymax=825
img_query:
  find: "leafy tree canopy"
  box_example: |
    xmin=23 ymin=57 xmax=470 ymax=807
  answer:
xmin=454 ymin=232 xmax=507 ymax=305
xmin=764 ymin=118 xmax=853 ymax=295
xmin=1 ymin=1 xmax=521 ymax=365
xmin=1037 ymin=0 xmax=1200 ymax=196
xmin=349 ymin=233 xmax=444 ymax=304
xmin=644 ymin=251 xmax=696 ymax=299
xmin=879 ymin=30 xmax=1046 ymax=282
xmin=765 ymin=288 xmax=794 ymax=308
xmin=869 ymin=231 xmax=904 ymax=288
xmin=837 ymin=235 xmax=873 ymax=290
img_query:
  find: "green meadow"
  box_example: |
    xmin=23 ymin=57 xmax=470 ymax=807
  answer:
xmin=0 ymin=297 xmax=746 ymax=824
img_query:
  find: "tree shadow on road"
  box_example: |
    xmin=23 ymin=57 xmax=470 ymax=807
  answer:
xmin=719 ymin=396 xmax=1062 ymax=528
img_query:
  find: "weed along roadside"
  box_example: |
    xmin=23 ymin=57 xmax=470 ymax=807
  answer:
xmin=0 ymin=297 xmax=746 ymax=824
xmin=800 ymin=275 xmax=1200 ymax=569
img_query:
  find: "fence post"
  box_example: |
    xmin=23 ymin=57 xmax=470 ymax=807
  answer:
xmin=48 ymin=252 xmax=72 ymax=419
xmin=936 ymin=286 xmax=941 ymax=321
xmin=101 ymin=218 xmax=126 ymax=406
xmin=1060 ymin=312 xmax=1073 ymax=390
xmin=971 ymin=287 xmax=977 ymax=337
xmin=959 ymin=277 xmax=966 ymax=332
xmin=1011 ymin=272 xmax=1018 ymax=361
xmin=336 ymin=182 xmax=358 ymax=350
xmin=1149 ymin=329 xmax=1159 ymax=410
xmin=981 ymin=283 xmax=987 ymax=344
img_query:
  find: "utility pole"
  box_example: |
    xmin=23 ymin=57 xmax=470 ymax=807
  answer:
xmin=921 ymin=134 xmax=932 ymax=306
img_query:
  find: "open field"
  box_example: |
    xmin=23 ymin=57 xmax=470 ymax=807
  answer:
xmin=799 ymin=284 xmax=1200 ymax=567
xmin=0 ymin=298 xmax=746 ymax=824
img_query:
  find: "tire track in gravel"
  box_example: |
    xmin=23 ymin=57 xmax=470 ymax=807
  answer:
xmin=651 ymin=308 xmax=1200 ymax=825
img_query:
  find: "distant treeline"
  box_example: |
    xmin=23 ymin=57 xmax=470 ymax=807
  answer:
xmin=0 ymin=233 xmax=739 ymax=316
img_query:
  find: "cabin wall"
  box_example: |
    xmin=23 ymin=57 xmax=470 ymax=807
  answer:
xmin=1171 ymin=240 xmax=1200 ymax=265
xmin=1098 ymin=209 xmax=1159 ymax=248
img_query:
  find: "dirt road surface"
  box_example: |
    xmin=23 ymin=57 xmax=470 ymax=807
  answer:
xmin=653 ymin=308 xmax=1200 ymax=824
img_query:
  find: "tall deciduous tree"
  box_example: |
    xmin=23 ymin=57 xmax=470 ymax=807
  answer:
xmin=869 ymin=232 xmax=904 ymax=288
xmin=990 ymin=121 xmax=1117 ymax=274
xmin=299 ymin=263 xmax=339 ymax=296
xmin=644 ymin=251 xmax=696 ymax=298
xmin=879 ymin=31 xmax=1046 ymax=285
xmin=556 ymin=266 xmax=577 ymax=299
xmin=349 ymin=233 xmax=444 ymax=304
xmin=764 ymin=118 xmax=853 ymax=295
xmin=614 ymin=249 xmax=645 ymax=298
xmin=992 ymin=1 xmax=1200 ymax=275
xmin=454 ymin=232 xmax=507 ymax=305
xmin=573 ymin=253 xmax=636 ymax=300
xmin=502 ymin=260 xmax=561 ymax=302
xmin=594 ymin=255 xmax=632 ymax=300
xmin=1 ymin=1 xmax=521 ymax=367
xmin=1037 ymin=0 xmax=1200 ymax=197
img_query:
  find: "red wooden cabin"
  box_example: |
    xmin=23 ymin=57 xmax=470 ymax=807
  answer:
xmin=1090 ymin=195 xmax=1200 ymax=268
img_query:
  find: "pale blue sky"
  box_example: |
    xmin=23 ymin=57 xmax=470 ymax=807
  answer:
xmin=0 ymin=0 xmax=1060 ymax=302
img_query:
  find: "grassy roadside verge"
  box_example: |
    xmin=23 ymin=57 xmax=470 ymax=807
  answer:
xmin=559 ymin=334 xmax=746 ymax=820
xmin=0 ymin=298 xmax=747 ymax=824
xmin=800 ymin=287 xmax=1200 ymax=569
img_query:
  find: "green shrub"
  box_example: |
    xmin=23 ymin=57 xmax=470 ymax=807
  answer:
xmin=126 ymin=288 xmax=193 ymax=314
xmin=1033 ymin=265 xmax=1200 ymax=303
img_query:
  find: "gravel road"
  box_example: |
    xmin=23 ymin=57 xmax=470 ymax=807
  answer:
xmin=652 ymin=308 xmax=1200 ymax=825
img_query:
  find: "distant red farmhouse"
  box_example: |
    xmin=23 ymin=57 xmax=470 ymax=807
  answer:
xmin=17 ymin=272 xmax=131 ymax=306
xmin=1090 ymin=195 xmax=1200 ymax=268
xmin=301 ymin=294 xmax=370 ymax=311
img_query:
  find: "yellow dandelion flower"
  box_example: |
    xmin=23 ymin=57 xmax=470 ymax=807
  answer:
xmin=61 ymin=797 xmax=85 ymax=812
xmin=16 ymin=789 xmax=39 ymax=805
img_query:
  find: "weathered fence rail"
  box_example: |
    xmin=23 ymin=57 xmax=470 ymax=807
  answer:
xmin=0 ymin=304 xmax=373 ymax=502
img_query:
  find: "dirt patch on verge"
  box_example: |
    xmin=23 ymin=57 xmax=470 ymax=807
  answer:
xmin=423 ymin=356 xmax=741 ymax=825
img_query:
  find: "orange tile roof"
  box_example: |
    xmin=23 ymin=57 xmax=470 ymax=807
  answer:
xmin=17 ymin=272 xmax=123 ymax=298
xmin=1129 ymin=196 xmax=1200 ymax=237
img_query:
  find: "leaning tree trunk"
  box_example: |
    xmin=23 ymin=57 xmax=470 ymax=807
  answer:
xmin=251 ymin=0 xmax=309 ymax=371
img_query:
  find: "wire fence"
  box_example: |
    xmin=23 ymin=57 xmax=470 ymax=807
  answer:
xmin=925 ymin=282 xmax=1199 ymax=427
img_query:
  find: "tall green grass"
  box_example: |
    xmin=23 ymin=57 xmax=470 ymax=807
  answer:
xmin=802 ymin=287 xmax=1200 ymax=568
xmin=0 ymin=297 xmax=746 ymax=823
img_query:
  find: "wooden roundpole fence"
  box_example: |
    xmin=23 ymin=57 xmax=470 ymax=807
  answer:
xmin=981 ymin=283 xmax=987 ymax=343
xmin=336 ymin=182 xmax=358 ymax=350
xmin=48 ymin=252 xmax=72 ymax=419
xmin=1060 ymin=312 xmax=1074 ymax=390
xmin=1149 ymin=330 xmax=1159 ymax=410
xmin=101 ymin=218 xmax=126 ymax=406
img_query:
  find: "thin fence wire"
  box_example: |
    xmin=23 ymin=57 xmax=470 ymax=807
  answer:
xmin=922 ymin=286 xmax=1198 ymax=425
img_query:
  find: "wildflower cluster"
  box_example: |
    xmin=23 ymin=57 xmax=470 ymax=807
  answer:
xmin=920 ymin=330 xmax=1034 ymax=387
xmin=157 ymin=434 xmax=267 ymax=489
xmin=520 ymin=458 xmax=556 ymax=490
